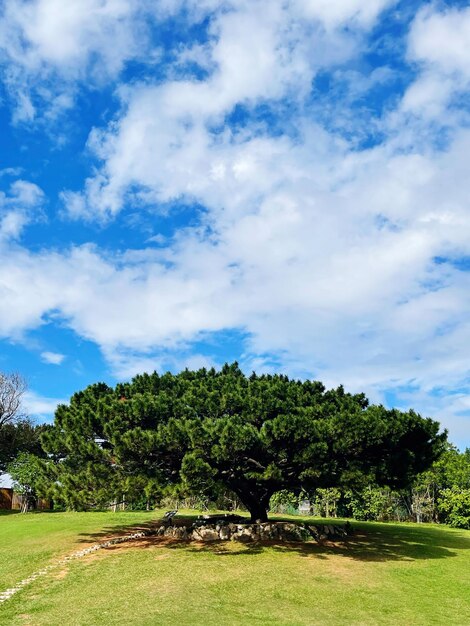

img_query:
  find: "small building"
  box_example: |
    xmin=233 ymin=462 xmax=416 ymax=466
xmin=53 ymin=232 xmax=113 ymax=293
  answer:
xmin=0 ymin=474 xmax=50 ymax=511
xmin=0 ymin=473 xmax=14 ymax=510
xmin=0 ymin=487 xmax=14 ymax=509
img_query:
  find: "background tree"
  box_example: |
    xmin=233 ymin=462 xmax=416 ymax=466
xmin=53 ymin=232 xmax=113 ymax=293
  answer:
xmin=314 ymin=446 xmax=470 ymax=526
xmin=0 ymin=372 xmax=46 ymax=478
xmin=401 ymin=445 xmax=470 ymax=526
xmin=438 ymin=488 xmax=470 ymax=529
xmin=8 ymin=453 xmax=43 ymax=512
xmin=0 ymin=420 xmax=48 ymax=475
xmin=312 ymin=488 xmax=342 ymax=518
xmin=42 ymin=364 xmax=447 ymax=521
xmin=0 ymin=372 xmax=27 ymax=427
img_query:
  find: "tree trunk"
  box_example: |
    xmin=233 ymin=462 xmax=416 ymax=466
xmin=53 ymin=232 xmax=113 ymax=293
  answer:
xmin=230 ymin=483 xmax=272 ymax=522
xmin=248 ymin=501 xmax=269 ymax=522
xmin=244 ymin=493 xmax=271 ymax=522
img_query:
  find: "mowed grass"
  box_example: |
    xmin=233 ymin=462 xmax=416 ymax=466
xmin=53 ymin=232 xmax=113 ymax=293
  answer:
xmin=0 ymin=510 xmax=158 ymax=589
xmin=1 ymin=512 xmax=469 ymax=626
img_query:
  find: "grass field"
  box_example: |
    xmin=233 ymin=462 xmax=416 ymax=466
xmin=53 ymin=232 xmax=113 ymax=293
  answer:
xmin=1 ymin=511 xmax=469 ymax=625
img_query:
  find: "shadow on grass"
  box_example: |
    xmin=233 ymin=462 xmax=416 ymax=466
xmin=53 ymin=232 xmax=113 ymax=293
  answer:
xmin=75 ymin=516 xmax=470 ymax=563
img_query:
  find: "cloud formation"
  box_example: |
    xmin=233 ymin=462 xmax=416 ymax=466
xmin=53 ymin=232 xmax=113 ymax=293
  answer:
xmin=0 ymin=179 xmax=45 ymax=240
xmin=0 ymin=1 xmax=469 ymax=445
xmin=40 ymin=351 xmax=66 ymax=365
xmin=23 ymin=390 xmax=65 ymax=421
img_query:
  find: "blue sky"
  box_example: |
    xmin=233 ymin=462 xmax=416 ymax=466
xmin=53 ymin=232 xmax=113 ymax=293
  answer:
xmin=0 ymin=0 xmax=469 ymax=448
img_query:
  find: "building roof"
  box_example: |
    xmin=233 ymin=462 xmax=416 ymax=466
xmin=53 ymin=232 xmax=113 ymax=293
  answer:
xmin=0 ymin=473 xmax=13 ymax=489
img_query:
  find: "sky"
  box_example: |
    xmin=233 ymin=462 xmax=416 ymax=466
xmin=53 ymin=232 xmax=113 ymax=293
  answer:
xmin=0 ymin=0 xmax=469 ymax=448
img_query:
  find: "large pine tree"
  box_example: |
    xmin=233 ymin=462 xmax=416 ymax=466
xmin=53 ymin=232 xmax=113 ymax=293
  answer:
xmin=42 ymin=364 xmax=446 ymax=521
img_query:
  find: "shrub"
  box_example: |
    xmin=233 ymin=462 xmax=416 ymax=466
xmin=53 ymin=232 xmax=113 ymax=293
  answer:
xmin=438 ymin=488 xmax=470 ymax=529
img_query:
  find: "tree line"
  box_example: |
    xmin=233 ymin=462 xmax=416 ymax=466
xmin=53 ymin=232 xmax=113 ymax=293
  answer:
xmin=270 ymin=443 xmax=470 ymax=528
xmin=1 ymin=364 xmax=469 ymax=527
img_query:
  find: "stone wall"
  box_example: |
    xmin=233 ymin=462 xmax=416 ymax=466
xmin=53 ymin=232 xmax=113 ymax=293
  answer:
xmin=155 ymin=520 xmax=352 ymax=543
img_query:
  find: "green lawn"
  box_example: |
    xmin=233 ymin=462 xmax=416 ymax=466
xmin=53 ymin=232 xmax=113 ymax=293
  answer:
xmin=0 ymin=510 xmax=158 ymax=589
xmin=1 ymin=511 xmax=469 ymax=625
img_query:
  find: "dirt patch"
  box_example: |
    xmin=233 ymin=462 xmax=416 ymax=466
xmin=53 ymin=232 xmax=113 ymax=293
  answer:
xmin=53 ymin=568 xmax=69 ymax=580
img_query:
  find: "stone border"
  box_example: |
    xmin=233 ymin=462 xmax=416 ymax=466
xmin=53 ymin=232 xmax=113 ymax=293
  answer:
xmin=158 ymin=521 xmax=352 ymax=543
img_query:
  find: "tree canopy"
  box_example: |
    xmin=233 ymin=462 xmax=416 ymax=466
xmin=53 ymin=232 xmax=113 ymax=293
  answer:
xmin=8 ymin=452 xmax=44 ymax=513
xmin=42 ymin=363 xmax=446 ymax=521
xmin=0 ymin=420 xmax=48 ymax=474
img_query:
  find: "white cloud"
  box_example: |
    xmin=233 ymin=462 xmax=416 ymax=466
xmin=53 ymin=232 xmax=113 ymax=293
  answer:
xmin=0 ymin=0 xmax=151 ymax=121
xmin=0 ymin=474 xmax=13 ymax=487
xmin=402 ymin=5 xmax=470 ymax=122
xmin=0 ymin=1 xmax=469 ymax=446
xmin=2 ymin=131 xmax=470 ymax=433
xmin=408 ymin=5 xmax=470 ymax=78
xmin=22 ymin=390 xmax=65 ymax=422
xmin=63 ymin=0 xmax=389 ymax=221
xmin=0 ymin=179 xmax=45 ymax=240
xmin=0 ymin=180 xmax=44 ymax=208
xmin=0 ymin=0 xmax=147 ymax=74
xmin=0 ymin=0 xmax=393 ymax=124
xmin=105 ymin=347 xmax=216 ymax=380
xmin=2 ymin=147 xmax=470 ymax=444
xmin=0 ymin=211 xmax=30 ymax=241
xmin=40 ymin=351 xmax=66 ymax=365
xmin=293 ymin=0 xmax=395 ymax=29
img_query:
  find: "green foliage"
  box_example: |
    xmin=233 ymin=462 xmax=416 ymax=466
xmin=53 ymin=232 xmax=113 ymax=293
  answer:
xmin=312 ymin=488 xmax=342 ymax=518
xmin=7 ymin=452 xmax=43 ymax=511
xmin=181 ymin=452 xmax=217 ymax=495
xmin=269 ymin=490 xmax=300 ymax=514
xmin=411 ymin=445 xmax=470 ymax=525
xmin=438 ymin=489 xmax=470 ymax=529
xmin=0 ymin=419 xmax=48 ymax=473
xmin=42 ymin=363 xmax=446 ymax=521
xmin=329 ymin=446 xmax=470 ymax=525
xmin=345 ymin=486 xmax=397 ymax=521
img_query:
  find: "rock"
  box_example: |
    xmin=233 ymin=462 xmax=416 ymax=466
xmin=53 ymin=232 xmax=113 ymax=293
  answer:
xmin=219 ymin=526 xmax=231 ymax=541
xmin=232 ymin=524 xmax=256 ymax=542
xmin=275 ymin=522 xmax=310 ymax=542
xmin=305 ymin=525 xmax=319 ymax=540
xmin=191 ymin=527 xmax=220 ymax=542
xmin=164 ymin=526 xmax=187 ymax=539
xmin=259 ymin=523 xmax=278 ymax=540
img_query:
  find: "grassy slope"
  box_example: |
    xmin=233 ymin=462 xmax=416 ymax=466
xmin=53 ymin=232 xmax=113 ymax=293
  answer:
xmin=1 ymin=512 xmax=469 ymax=626
xmin=0 ymin=510 xmax=157 ymax=589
